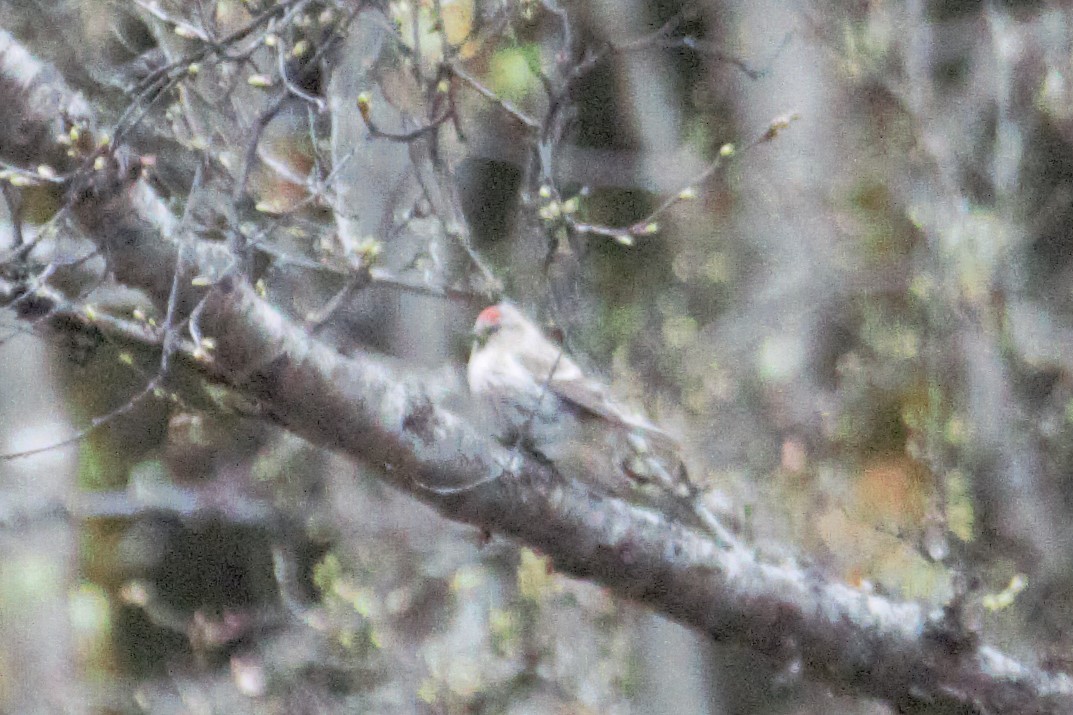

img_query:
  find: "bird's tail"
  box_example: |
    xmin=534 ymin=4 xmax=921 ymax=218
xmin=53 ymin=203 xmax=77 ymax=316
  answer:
xmin=621 ymin=433 xmax=742 ymax=549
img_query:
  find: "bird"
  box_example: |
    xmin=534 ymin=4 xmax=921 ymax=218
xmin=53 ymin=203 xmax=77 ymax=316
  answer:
xmin=467 ymin=302 xmax=738 ymax=545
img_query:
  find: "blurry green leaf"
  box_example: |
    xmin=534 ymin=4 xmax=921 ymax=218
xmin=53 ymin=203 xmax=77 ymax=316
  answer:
xmin=488 ymin=45 xmax=539 ymax=102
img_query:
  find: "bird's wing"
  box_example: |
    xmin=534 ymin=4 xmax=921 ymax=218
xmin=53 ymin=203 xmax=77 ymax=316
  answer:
xmin=517 ymin=349 xmax=680 ymax=451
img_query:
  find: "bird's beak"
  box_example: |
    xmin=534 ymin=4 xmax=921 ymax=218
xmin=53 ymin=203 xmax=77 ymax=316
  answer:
xmin=472 ymin=317 xmax=499 ymax=342
xmin=472 ymin=306 xmax=503 ymax=343
xmin=471 ymin=324 xmax=492 ymax=346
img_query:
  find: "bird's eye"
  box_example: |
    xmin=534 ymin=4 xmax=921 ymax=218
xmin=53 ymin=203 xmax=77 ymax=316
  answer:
xmin=475 ymin=321 xmax=500 ymax=339
xmin=473 ymin=324 xmax=497 ymax=346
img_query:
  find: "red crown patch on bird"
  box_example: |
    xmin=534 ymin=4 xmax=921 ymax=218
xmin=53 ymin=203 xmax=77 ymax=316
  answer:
xmin=475 ymin=305 xmax=502 ymax=329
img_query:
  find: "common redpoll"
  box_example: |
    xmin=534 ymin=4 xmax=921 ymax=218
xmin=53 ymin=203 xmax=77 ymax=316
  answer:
xmin=467 ymin=303 xmax=735 ymax=543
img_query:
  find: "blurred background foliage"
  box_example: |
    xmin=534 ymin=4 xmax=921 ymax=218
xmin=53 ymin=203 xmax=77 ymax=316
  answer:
xmin=3 ymin=0 xmax=1073 ymax=713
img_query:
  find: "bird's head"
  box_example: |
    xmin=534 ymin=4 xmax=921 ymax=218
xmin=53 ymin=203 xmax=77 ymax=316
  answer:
xmin=472 ymin=303 xmax=527 ymax=346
